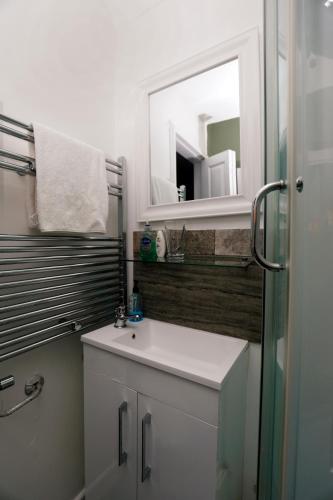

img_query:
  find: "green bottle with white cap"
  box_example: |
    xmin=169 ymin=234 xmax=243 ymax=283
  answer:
xmin=139 ymin=221 xmax=157 ymax=261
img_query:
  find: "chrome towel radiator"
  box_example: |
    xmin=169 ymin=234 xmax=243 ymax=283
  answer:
xmin=0 ymin=113 xmax=127 ymax=362
xmin=0 ymin=234 xmax=126 ymax=361
xmin=0 ymin=112 xmax=124 ymax=196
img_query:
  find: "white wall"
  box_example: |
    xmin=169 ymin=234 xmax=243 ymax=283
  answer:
xmin=0 ymin=2 xmax=119 ymax=499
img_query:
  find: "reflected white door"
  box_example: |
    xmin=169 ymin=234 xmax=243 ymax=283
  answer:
xmin=201 ymin=150 xmax=237 ymax=198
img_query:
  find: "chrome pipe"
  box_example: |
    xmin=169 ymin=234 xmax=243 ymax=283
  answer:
xmin=0 ymin=292 xmax=120 ymax=327
xmin=0 ymin=260 xmax=121 ymax=277
xmin=0 ymin=113 xmax=122 ymax=171
xmin=0 ymin=244 xmax=122 ymax=252
xmin=0 ymin=252 xmax=120 ymax=265
xmin=0 ymin=148 xmax=34 ymax=165
xmin=0 ymin=113 xmax=33 ymax=131
xmin=0 ymin=234 xmax=122 ymax=241
xmin=0 ymin=123 xmax=34 ymax=143
xmin=0 ymin=284 xmax=119 ymax=314
xmin=0 ymin=159 xmax=123 ymax=183
xmin=106 ymin=165 xmax=123 ymax=176
xmin=108 ymin=190 xmax=122 ymax=198
xmin=0 ymin=159 xmax=33 ymax=175
xmin=106 ymin=158 xmax=122 ymax=169
xmin=0 ymin=309 xmax=113 ymax=349
xmin=0 ymin=269 xmax=119 ymax=289
xmin=0 ymin=298 xmax=118 ymax=338
xmin=0 ymin=276 xmax=119 ymax=301
xmin=109 ymin=183 xmax=122 ymax=191
xmin=0 ymin=314 xmax=113 ymax=362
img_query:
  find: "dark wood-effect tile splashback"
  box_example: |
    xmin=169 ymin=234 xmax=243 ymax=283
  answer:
xmin=133 ymin=230 xmax=263 ymax=343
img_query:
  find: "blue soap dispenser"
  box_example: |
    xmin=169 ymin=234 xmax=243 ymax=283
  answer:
xmin=128 ymin=280 xmax=143 ymax=322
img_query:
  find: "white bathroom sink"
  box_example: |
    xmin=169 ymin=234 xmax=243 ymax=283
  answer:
xmin=81 ymin=318 xmax=248 ymax=389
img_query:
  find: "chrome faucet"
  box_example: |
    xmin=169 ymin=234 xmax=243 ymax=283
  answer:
xmin=114 ymin=305 xmax=142 ymax=328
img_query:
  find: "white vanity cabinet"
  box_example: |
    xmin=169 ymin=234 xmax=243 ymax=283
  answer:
xmin=84 ymin=370 xmax=138 ymax=500
xmin=82 ymin=319 xmax=248 ymax=500
xmin=137 ymin=395 xmax=217 ymax=500
xmin=83 ymin=349 xmax=218 ymax=500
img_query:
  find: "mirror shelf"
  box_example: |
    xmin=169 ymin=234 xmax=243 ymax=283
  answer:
xmin=124 ymin=255 xmax=254 ymax=269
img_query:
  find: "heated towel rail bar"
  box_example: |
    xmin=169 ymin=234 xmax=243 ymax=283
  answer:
xmin=0 ymin=233 xmax=126 ymax=362
xmin=0 ymin=113 xmax=127 ymax=362
xmin=0 ymin=113 xmax=123 ymax=197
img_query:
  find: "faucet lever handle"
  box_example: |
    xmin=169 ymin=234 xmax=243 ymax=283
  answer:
xmin=115 ymin=305 xmax=126 ymax=317
xmin=114 ymin=305 xmax=128 ymax=329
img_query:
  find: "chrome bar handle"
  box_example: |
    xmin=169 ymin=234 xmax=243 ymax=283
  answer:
xmin=141 ymin=412 xmax=151 ymax=482
xmin=118 ymin=401 xmax=128 ymax=466
xmin=251 ymin=180 xmax=287 ymax=272
xmin=0 ymin=374 xmax=44 ymax=418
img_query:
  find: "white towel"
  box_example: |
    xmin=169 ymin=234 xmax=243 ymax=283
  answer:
xmin=31 ymin=123 xmax=109 ymax=233
xmin=151 ymin=175 xmax=179 ymax=205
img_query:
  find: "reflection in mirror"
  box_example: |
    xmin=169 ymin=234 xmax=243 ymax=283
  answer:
xmin=149 ymin=58 xmax=241 ymax=206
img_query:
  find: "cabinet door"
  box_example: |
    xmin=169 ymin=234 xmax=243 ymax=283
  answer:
xmin=84 ymin=369 xmax=137 ymax=500
xmin=137 ymin=394 xmax=217 ymax=500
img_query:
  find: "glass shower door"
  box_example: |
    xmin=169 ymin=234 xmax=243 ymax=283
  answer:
xmin=281 ymin=0 xmax=333 ymax=498
xmin=257 ymin=0 xmax=290 ymax=498
xmin=259 ymin=0 xmax=333 ymax=498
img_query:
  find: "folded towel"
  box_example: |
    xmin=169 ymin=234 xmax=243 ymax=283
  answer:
xmin=151 ymin=175 xmax=179 ymax=205
xmin=31 ymin=123 xmax=109 ymax=233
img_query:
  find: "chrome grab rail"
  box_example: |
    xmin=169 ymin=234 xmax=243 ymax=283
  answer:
xmin=0 ymin=374 xmax=44 ymax=418
xmin=251 ymin=180 xmax=287 ymax=272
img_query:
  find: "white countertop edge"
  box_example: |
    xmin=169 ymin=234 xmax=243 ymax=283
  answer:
xmin=82 ymin=334 xmax=224 ymax=390
xmin=81 ymin=321 xmax=248 ymax=391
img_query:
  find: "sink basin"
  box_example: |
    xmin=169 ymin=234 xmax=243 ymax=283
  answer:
xmin=81 ymin=318 xmax=248 ymax=389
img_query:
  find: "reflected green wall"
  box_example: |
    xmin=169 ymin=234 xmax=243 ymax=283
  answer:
xmin=207 ymin=117 xmax=240 ymax=167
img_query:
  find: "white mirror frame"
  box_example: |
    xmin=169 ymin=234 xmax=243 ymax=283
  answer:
xmin=135 ymin=27 xmax=262 ymax=222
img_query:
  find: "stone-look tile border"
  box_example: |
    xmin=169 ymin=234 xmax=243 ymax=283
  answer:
xmin=132 ymin=229 xmax=263 ymax=343
xmin=215 ymin=229 xmax=252 ymax=255
xmin=185 ymin=230 xmax=215 ymax=255
xmin=133 ymin=229 xmax=252 ymax=256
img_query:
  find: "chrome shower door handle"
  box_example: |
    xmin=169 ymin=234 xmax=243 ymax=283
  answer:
xmin=251 ymin=180 xmax=287 ymax=272
xmin=118 ymin=401 xmax=128 ymax=466
xmin=141 ymin=412 xmax=151 ymax=482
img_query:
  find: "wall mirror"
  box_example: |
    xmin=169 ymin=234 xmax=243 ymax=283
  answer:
xmin=136 ymin=28 xmax=261 ymax=221
xmin=150 ymin=59 xmax=241 ymax=205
